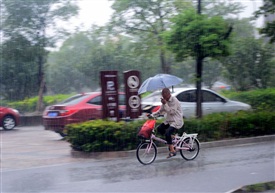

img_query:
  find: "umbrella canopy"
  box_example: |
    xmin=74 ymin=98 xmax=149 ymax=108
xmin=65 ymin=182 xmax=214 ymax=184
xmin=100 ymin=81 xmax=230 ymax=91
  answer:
xmin=138 ymin=74 xmax=183 ymax=94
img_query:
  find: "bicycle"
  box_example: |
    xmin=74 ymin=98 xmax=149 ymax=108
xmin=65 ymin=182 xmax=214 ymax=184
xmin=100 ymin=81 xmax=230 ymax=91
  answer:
xmin=136 ymin=116 xmax=200 ymax=165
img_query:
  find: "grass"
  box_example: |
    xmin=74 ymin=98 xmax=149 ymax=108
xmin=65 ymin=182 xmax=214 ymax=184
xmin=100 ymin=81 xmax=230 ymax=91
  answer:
xmin=232 ymin=181 xmax=275 ymax=193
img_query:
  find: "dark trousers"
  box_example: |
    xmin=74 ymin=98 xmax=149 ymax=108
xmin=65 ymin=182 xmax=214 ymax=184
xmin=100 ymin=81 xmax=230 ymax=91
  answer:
xmin=157 ymin=123 xmax=176 ymax=145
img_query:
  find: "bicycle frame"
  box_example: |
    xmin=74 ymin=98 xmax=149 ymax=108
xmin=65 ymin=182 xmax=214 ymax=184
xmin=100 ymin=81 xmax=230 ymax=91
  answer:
xmin=136 ymin=119 xmax=200 ymax=164
xmin=144 ymin=130 xmax=199 ymax=152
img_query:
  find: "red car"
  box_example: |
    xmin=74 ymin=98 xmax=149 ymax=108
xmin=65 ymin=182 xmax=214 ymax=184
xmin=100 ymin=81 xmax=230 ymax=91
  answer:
xmin=43 ymin=92 xmax=126 ymax=136
xmin=0 ymin=106 xmax=20 ymax=130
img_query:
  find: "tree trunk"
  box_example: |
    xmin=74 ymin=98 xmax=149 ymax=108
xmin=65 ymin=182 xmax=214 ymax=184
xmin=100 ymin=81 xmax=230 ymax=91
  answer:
xmin=36 ymin=54 xmax=44 ymax=112
xmin=196 ymin=56 xmax=203 ymax=118
xmin=160 ymin=49 xmax=170 ymax=74
xmin=36 ymin=73 xmax=45 ymax=112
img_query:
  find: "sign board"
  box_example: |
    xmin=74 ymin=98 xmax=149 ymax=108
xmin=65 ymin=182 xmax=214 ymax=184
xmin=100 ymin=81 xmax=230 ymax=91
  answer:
xmin=100 ymin=71 xmax=119 ymax=121
xmin=124 ymin=70 xmax=141 ymax=119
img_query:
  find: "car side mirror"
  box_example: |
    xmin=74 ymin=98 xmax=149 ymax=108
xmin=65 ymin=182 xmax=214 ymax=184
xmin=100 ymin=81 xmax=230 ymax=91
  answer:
xmin=217 ymin=97 xmax=227 ymax=103
xmin=222 ymin=98 xmax=227 ymax=103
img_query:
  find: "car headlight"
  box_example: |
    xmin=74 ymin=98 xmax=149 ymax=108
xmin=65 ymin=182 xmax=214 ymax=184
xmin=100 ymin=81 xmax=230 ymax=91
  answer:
xmin=143 ymin=105 xmax=153 ymax=111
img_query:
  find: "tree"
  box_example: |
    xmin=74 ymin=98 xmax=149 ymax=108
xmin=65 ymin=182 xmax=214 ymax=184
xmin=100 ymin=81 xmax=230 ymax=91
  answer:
xmin=46 ymin=28 xmax=161 ymax=94
xmin=201 ymin=0 xmax=245 ymax=18
xmin=220 ymin=17 xmax=275 ymax=91
xmin=202 ymin=58 xmax=224 ymax=88
xmin=164 ymin=9 xmax=232 ymax=118
xmin=170 ymin=1 xmax=246 ymax=88
xmin=0 ymin=34 xmax=39 ymax=100
xmin=1 ymin=0 xmax=78 ymax=111
xmin=46 ymin=33 xmax=91 ymax=94
xmin=255 ymin=0 xmax=275 ymax=43
xmin=109 ymin=0 xmax=193 ymax=74
xmin=222 ymin=38 xmax=275 ymax=91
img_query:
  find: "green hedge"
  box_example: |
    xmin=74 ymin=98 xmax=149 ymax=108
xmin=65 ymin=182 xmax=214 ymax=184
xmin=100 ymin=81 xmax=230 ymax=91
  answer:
xmin=183 ymin=111 xmax=275 ymax=141
xmin=65 ymin=119 xmax=163 ymax=152
xmin=221 ymin=88 xmax=275 ymax=111
xmin=6 ymin=94 xmax=74 ymax=113
xmin=66 ymin=111 xmax=275 ymax=152
xmin=4 ymin=88 xmax=275 ymax=113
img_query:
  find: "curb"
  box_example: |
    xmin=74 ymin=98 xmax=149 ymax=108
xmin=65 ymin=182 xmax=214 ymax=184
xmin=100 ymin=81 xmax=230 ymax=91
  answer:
xmin=70 ymin=134 xmax=275 ymax=159
xmin=19 ymin=115 xmax=43 ymax=126
xmin=225 ymin=181 xmax=275 ymax=193
xmin=200 ymin=134 xmax=275 ymax=148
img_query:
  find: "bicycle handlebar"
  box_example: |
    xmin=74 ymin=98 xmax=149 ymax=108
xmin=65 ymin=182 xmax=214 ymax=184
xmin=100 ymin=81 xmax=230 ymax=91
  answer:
xmin=146 ymin=113 xmax=157 ymax=119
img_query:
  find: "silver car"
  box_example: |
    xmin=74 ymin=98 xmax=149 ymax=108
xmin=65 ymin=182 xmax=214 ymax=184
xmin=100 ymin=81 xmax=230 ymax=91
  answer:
xmin=141 ymin=88 xmax=251 ymax=118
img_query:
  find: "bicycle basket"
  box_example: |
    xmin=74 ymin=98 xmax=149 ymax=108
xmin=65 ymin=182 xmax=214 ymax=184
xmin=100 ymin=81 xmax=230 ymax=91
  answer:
xmin=137 ymin=119 xmax=156 ymax=139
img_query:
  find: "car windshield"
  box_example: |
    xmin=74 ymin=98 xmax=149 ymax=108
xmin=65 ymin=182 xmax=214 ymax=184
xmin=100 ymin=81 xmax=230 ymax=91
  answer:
xmin=142 ymin=91 xmax=162 ymax=103
xmin=60 ymin=94 xmax=91 ymax=105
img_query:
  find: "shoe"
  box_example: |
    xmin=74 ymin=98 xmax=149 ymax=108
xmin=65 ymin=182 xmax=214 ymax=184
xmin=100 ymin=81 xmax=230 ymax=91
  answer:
xmin=166 ymin=151 xmax=177 ymax=158
xmin=168 ymin=146 xmax=176 ymax=151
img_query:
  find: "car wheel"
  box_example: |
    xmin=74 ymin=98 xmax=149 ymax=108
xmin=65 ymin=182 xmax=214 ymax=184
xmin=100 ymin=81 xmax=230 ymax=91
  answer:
xmin=2 ymin=115 xmax=16 ymax=130
xmin=56 ymin=131 xmax=67 ymax=137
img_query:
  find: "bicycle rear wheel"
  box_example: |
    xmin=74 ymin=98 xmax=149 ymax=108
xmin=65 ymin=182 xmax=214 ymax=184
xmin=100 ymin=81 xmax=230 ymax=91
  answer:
xmin=136 ymin=142 xmax=157 ymax=165
xmin=180 ymin=137 xmax=200 ymax=160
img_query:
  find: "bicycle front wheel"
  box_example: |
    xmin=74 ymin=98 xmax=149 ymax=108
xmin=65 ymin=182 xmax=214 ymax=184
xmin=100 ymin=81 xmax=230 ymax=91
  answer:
xmin=180 ymin=138 xmax=200 ymax=160
xmin=136 ymin=142 xmax=157 ymax=165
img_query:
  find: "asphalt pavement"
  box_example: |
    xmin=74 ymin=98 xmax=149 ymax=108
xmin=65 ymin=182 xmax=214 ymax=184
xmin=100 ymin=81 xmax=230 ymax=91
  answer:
xmin=2 ymin=125 xmax=275 ymax=169
xmin=1 ymin=125 xmax=275 ymax=193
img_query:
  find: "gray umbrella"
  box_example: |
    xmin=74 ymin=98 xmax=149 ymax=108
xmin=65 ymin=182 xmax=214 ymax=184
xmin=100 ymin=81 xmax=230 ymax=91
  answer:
xmin=138 ymin=74 xmax=183 ymax=94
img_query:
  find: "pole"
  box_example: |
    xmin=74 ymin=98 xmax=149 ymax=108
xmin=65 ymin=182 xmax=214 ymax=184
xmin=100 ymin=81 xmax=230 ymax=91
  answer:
xmin=196 ymin=0 xmax=202 ymax=118
xmin=198 ymin=0 xmax=201 ymax=14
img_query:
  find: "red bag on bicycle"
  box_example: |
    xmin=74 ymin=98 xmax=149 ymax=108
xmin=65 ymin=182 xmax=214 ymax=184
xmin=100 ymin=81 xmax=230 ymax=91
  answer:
xmin=138 ymin=119 xmax=156 ymax=139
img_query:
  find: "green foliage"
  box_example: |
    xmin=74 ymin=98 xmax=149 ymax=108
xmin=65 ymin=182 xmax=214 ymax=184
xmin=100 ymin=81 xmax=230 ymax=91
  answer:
xmin=201 ymin=0 xmax=245 ymax=17
xmin=222 ymin=38 xmax=275 ymax=91
xmin=47 ymin=32 xmax=96 ymax=93
xmin=164 ymin=9 xmax=232 ymax=62
xmin=254 ymin=0 xmax=275 ymax=43
xmin=66 ymin=119 xmax=151 ymax=152
xmin=230 ymin=18 xmax=255 ymax=39
xmin=221 ymin=88 xmax=275 ymax=112
xmin=0 ymin=34 xmax=40 ymax=100
xmin=2 ymin=0 xmax=78 ymax=40
xmin=46 ymin=31 xmax=159 ymax=94
xmin=110 ymin=0 xmax=193 ymax=74
xmin=244 ymin=181 xmax=275 ymax=192
xmin=44 ymin=0 xmax=250 ymax=94
xmin=184 ymin=111 xmax=275 ymax=141
xmin=7 ymin=94 xmax=73 ymax=113
xmin=181 ymin=113 xmax=226 ymax=141
xmin=1 ymin=0 xmax=79 ymax=101
xmin=66 ymin=111 xmax=275 ymax=152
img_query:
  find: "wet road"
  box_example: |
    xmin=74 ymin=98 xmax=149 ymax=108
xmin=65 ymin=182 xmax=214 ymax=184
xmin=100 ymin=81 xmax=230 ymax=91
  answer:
xmin=1 ymin=126 xmax=275 ymax=193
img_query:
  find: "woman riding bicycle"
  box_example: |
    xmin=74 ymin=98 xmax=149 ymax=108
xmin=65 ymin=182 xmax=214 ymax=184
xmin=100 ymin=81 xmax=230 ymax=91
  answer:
xmin=151 ymin=88 xmax=184 ymax=158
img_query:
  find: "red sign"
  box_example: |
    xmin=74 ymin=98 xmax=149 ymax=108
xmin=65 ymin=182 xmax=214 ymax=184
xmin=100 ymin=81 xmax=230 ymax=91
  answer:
xmin=124 ymin=70 xmax=141 ymax=119
xmin=100 ymin=71 xmax=119 ymax=121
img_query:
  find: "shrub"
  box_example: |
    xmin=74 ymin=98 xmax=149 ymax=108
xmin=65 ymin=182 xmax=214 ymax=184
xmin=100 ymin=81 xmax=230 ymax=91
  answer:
xmin=182 ymin=113 xmax=231 ymax=141
xmin=182 ymin=111 xmax=275 ymax=141
xmin=5 ymin=88 xmax=274 ymax=113
xmin=221 ymin=88 xmax=275 ymax=111
xmin=66 ymin=119 xmax=147 ymax=152
xmin=66 ymin=111 xmax=275 ymax=152
xmin=7 ymin=94 xmax=74 ymax=113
